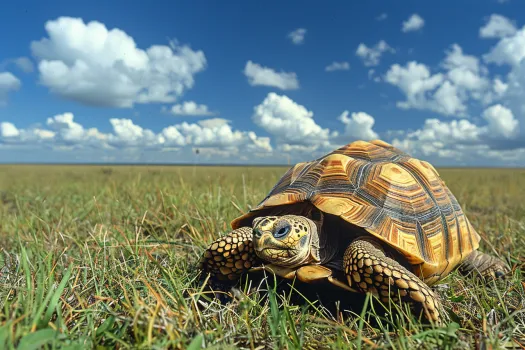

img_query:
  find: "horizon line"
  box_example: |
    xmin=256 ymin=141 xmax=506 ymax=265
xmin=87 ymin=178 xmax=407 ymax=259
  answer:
xmin=0 ymin=162 xmax=524 ymax=169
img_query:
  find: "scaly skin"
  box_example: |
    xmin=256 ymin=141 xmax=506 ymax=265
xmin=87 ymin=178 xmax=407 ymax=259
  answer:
xmin=198 ymin=227 xmax=259 ymax=281
xmin=459 ymin=250 xmax=510 ymax=280
xmin=344 ymin=237 xmax=443 ymax=323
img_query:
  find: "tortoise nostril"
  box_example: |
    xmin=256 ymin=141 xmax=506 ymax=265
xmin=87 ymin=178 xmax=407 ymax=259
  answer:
xmin=261 ymin=236 xmax=272 ymax=246
xmin=254 ymin=236 xmax=274 ymax=252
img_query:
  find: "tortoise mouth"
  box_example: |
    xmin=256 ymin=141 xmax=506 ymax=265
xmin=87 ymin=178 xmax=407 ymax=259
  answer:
xmin=257 ymin=247 xmax=304 ymax=267
xmin=254 ymin=236 xmax=289 ymax=252
xmin=260 ymin=247 xmax=296 ymax=255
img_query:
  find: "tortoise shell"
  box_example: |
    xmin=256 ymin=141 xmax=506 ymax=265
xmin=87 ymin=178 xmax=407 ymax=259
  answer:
xmin=231 ymin=139 xmax=481 ymax=285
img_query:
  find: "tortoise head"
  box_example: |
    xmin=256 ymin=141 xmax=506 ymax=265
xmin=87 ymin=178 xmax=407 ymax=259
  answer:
xmin=252 ymin=215 xmax=321 ymax=268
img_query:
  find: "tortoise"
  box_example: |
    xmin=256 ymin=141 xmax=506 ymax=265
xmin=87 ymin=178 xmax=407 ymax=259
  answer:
xmin=198 ymin=140 xmax=510 ymax=322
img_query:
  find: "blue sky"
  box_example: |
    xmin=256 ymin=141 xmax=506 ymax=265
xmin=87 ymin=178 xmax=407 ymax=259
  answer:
xmin=1 ymin=0 xmax=525 ymax=165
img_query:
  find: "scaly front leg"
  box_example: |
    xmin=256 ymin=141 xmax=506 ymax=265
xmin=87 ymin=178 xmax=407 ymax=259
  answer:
xmin=343 ymin=237 xmax=443 ymax=323
xmin=199 ymin=227 xmax=260 ymax=282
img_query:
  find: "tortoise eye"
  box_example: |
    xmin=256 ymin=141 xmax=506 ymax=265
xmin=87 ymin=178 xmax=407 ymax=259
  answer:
xmin=274 ymin=225 xmax=290 ymax=239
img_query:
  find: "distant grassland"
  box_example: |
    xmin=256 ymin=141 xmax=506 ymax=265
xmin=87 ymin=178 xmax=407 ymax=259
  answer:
xmin=0 ymin=165 xmax=524 ymax=349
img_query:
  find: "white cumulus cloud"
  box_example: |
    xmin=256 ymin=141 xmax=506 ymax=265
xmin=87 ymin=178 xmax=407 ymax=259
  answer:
xmin=47 ymin=112 xmax=106 ymax=146
xmin=356 ymin=40 xmax=395 ymax=67
xmin=385 ymin=44 xmax=498 ymax=116
xmin=504 ymin=61 xmax=525 ymax=126
xmin=383 ymin=15 xmax=525 ymax=165
xmin=402 ymin=14 xmax=425 ymax=33
xmin=443 ymin=49 xmax=489 ymax=93
xmin=493 ymin=78 xmax=508 ymax=96
xmin=1 ymin=122 xmax=20 ymax=138
xmin=482 ymin=104 xmax=519 ymax=139
xmin=243 ymin=61 xmax=299 ymax=90
xmin=480 ymin=14 xmax=517 ymax=39
xmin=384 ymin=61 xmax=448 ymax=113
xmin=390 ymin=104 xmax=520 ymax=162
xmin=252 ymin=93 xmax=332 ymax=148
xmin=325 ymin=61 xmax=350 ymax=72
xmin=287 ymin=28 xmax=307 ymax=45
xmin=1 ymin=112 xmax=272 ymax=157
xmin=252 ymin=93 xmax=380 ymax=154
xmin=30 ymin=17 xmax=207 ymax=108
xmin=0 ymin=72 xmax=21 ymax=105
xmin=483 ymin=26 xmax=525 ymax=66
xmin=337 ymin=111 xmax=379 ymax=141
xmin=165 ymin=101 xmax=217 ymax=116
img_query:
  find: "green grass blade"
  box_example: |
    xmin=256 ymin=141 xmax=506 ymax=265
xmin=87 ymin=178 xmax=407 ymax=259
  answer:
xmin=187 ymin=333 xmax=204 ymax=350
xmin=16 ymin=328 xmax=62 ymax=350
xmin=31 ymin=264 xmax=73 ymax=330
xmin=0 ymin=322 xmax=11 ymax=349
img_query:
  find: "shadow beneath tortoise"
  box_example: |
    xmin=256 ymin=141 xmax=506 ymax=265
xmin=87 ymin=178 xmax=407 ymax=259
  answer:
xmin=239 ymin=270 xmax=371 ymax=319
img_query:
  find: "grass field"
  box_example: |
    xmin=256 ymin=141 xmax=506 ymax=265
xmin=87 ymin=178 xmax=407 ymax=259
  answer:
xmin=0 ymin=165 xmax=524 ymax=349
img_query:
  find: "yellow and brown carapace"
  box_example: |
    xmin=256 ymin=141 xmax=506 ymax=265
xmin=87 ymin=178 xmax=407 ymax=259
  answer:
xmin=231 ymin=139 xmax=481 ymax=285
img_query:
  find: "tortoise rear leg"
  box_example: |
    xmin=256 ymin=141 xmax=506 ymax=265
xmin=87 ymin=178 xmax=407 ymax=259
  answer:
xmin=459 ymin=250 xmax=510 ymax=280
xmin=343 ymin=237 xmax=442 ymax=323
xmin=199 ymin=227 xmax=260 ymax=283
